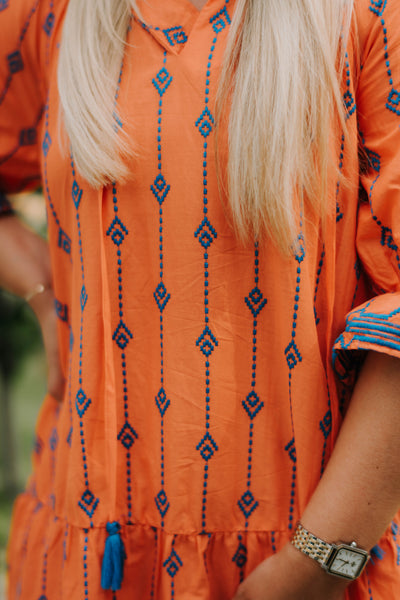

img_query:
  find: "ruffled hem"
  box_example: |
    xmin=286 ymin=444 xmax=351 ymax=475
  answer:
xmin=6 ymin=491 xmax=400 ymax=599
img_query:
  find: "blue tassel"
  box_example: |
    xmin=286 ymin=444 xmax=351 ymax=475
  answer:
xmin=101 ymin=522 xmax=126 ymax=591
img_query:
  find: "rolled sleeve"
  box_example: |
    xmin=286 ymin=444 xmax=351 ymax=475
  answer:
xmin=333 ymin=1 xmax=400 ymax=379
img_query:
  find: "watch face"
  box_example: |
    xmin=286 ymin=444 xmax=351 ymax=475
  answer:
xmin=329 ymin=546 xmax=368 ymax=579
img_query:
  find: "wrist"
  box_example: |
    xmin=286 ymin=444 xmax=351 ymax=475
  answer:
xmin=281 ymin=541 xmax=350 ymax=591
xmin=27 ymin=285 xmax=54 ymax=321
xmin=290 ymin=522 xmax=370 ymax=582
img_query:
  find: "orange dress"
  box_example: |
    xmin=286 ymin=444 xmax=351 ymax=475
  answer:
xmin=1 ymin=0 xmax=400 ymax=598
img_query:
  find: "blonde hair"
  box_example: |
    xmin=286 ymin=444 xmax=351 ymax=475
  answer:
xmin=58 ymin=0 xmax=354 ymax=250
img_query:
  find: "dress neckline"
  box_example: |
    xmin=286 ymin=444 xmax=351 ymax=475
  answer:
xmin=134 ymin=0 xmax=233 ymax=55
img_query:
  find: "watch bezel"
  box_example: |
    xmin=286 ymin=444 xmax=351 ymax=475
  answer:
xmin=326 ymin=544 xmax=370 ymax=580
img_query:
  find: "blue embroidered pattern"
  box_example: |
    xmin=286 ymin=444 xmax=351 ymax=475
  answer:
xmin=193 ymin=2 xmax=232 ymax=533
xmin=343 ymin=53 xmax=356 ymax=119
xmin=83 ymin=530 xmax=89 ymax=600
xmin=233 ymin=244 xmax=267 ymax=580
xmin=42 ymin=98 xmax=72 ymax=257
xmin=334 ymin=300 xmax=400 ymax=355
xmin=108 ymin=48 xmax=137 ymax=521
xmin=0 ymin=1 xmax=39 ymax=105
xmin=369 ymin=5 xmax=400 ymax=117
xmin=38 ymin=540 xmax=48 ymax=600
xmin=313 ymin=247 xmax=325 ymax=325
xmin=392 ymin=521 xmax=400 ymax=566
xmin=284 ymin=226 xmax=305 ymax=530
xmin=150 ymin=528 xmax=158 ymax=600
xmin=70 ymin=154 xmax=99 ymax=524
xmin=43 ymin=0 xmax=54 ymax=65
xmin=162 ymin=26 xmax=188 ymax=46
xmin=369 ymin=0 xmax=387 ymax=17
xmin=151 ymin=49 xmax=173 ymax=527
xmin=335 ymin=134 xmax=345 ymax=222
xmin=163 ymin=538 xmax=182 ymax=599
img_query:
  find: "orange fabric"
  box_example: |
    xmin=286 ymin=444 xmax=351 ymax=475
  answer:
xmin=1 ymin=0 xmax=400 ymax=598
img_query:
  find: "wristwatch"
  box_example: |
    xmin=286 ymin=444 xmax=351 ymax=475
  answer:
xmin=291 ymin=522 xmax=370 ymax=580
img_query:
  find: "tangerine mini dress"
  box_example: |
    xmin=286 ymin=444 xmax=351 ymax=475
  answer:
xmin=1 ymin=0 xmax=400 ymax=598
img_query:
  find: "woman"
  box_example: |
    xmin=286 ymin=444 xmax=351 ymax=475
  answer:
xmin=1 ymin=0 xmax=400 ymax=598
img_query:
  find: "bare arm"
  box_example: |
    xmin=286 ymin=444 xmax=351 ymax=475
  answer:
xmin=234 ymin=350 xmax=400 ymax=600
xmin=0 ymin=212 xmax=64 ymax=400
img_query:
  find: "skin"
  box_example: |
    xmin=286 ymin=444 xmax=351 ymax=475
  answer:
xmin=188 ymin=0 xmax=208 ymax=10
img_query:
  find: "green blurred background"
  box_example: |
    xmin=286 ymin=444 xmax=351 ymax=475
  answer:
xmin=0 ymin=193 xmax=47 ymax=599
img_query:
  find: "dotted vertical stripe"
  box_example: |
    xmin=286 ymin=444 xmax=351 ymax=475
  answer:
xmin=107 ymin=39 xmax=138 ymax=520
xmin=233 ymin=243 xmax=267 ymax=578
xmin=151 ymin=50 xmax=173 ymax=528
xmin=70 ymin=154 xmax=99 ymax=525
xmin=284 ymin=223 xmax=305 ymax=531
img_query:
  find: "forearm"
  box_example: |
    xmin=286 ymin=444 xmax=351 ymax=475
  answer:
xmin=301 ymin=350 xmax=400 ymax=550
xmin=0 ymin=212 xmax=52 ymax=299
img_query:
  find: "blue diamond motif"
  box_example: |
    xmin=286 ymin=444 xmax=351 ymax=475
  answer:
xmin=7 ymin=50 xmax=23 ymax=74
xmin=155 ymin=489 xmax=170 ymax=517
xmin=195 ymin=106 xmax=215 ymax=138
xmin=106 ymin=216 xmax=128 ymax=246
xmin=154 ymin=282 xmax=171 ymax=312
xmin=387 ymin=89 xmax=400 ymax=116
xmin=152 ymin=67 xmax=173 ymax=96
xmin=343 ymin=90 xmax=356 ymax=117
xmin=151 ymin=173 xmax=171 ymax=205
xmin=232 ymin=542 xmax=247 ymax=568
xmin=369 ymin=0 xmax=387 ymax=17
xmin=155 ymin=387 xmax=170 ymax=417
xmin=78 ymin=488 xmax=99 ymax=518
xmin=42 ymin=132 xmax=51 ymax=157
xmin=245 ymin=287 xmax=267 ymax=318
xmin=238 ymin=490 xmax=259 ymax=518
xmin=163 ymin=26 xmax=188 ymax=46
xmin=163 ymin=549 xmax=183 ymax=578
xmin=43 ymin=12 xmax=55 ymax=36
xmin=294 ymin=234 xmax=305 ymax=263
xmin=194 ymin=217 xmax=217 ymax=249
xmin=75 ymin=388 xmax=91 ymax=418
xmin=49 ymin=428 xmax=58 ymax=451
xmin=196 ymin=432 xmax=218 ymax=461
xmin=38 ymin=596 xmax=48 ymax=600
xmin=117 ymin=421 xmax=138 ymax=449
xmin=72 ymin=180 xmax=82 ymax=209
xmin=285 ymin=438 xmax=297 ymax=463
xmin=285 ymin=339 xmax=302 ymax=369
xmin=80 ymin=285 xmax=88 ymax=311
xmin=113 ymin=320 xmax=133 ymax=349
xmin=210 ymin=6 xmax=231 ymax=34
xmin=365 ymin=148 xmax=381 ymax=173
xmin=242 ymin=391 xmax=264 ymax=420
xmin=196 ymin=326 xmax=218 ymax=357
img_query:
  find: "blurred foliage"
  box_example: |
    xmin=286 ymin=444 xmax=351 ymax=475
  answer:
xmin=0 ymin=291 xmax=42 ymax=379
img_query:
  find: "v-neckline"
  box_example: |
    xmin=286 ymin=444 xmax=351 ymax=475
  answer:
xmin=134 ymin=0 xmax=231 ymax=55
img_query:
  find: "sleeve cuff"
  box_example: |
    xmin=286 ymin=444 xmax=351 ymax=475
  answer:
xmin=333 ymin=294 xmax=400 ymax=385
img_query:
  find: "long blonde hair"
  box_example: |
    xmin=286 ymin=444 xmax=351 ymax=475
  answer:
xmin=58 ymin=0 xmax=354 ymax=250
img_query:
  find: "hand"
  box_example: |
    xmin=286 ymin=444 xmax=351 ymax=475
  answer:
xmin=232 ymin=542 xmax=349 ymax=600
xmin=29 ymin=288 xmax=65 ymax=402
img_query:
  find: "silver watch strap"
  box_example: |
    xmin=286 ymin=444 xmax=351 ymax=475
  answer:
xmin=291 ymin=522 xmax=333 ymax=567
